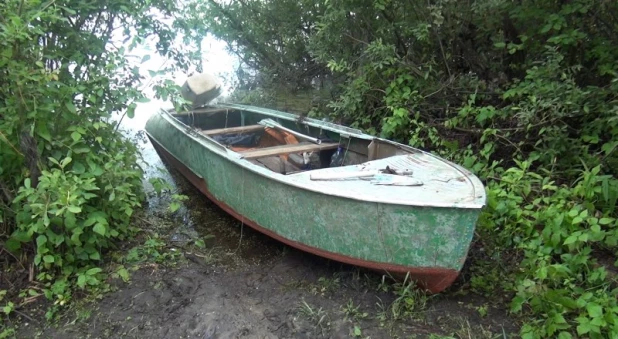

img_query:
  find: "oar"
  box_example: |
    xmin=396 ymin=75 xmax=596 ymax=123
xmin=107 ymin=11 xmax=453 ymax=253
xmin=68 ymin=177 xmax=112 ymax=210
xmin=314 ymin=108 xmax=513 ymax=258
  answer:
xmin=258 ymin=119 xmax=322 ymax=144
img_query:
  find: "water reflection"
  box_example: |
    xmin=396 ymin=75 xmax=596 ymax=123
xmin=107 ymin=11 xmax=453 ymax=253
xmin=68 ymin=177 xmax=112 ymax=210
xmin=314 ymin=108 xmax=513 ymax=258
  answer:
xmin=112 ymin=34 xmax=241 ymax=246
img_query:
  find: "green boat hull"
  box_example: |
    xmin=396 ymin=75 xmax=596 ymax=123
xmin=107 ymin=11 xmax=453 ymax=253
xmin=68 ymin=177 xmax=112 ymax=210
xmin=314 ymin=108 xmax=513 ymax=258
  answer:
xmin=144 ymin=105 xmax=484 ymax=293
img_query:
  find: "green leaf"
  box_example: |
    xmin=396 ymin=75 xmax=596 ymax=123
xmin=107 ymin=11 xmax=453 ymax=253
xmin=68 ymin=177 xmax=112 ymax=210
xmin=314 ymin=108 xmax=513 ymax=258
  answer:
xmin=48 ymin=157 xmax=60 ymax=166
xmin=564 ymin=235 xmax=578 ymax=245
xmin=11 ymin=230 xmax=31 ymax=243
xmin=36 ymin=123 xmax=52 ymax=142
xmin=67 ymin=205 xmax=81 ymax=213
xmin=61 ymin=157 xmax=72 ymax=168
xmin=60 ymin=6 xmax=77 ymax=15
xmin=2 ymin=302 xmax=14 ymax=314
xmin=5 ymin=238 xmax=22 ymax=252
xmin=93 ymin=223 xmax=106 ymax=236
xmin=65 ymin=101 xmax=77 ymax=113
xmin=36 ymin=235 xmax=47 ymax=248
xmin=141 ymin=54 xmax=151 ymax=63
xmin=77 ymin=275 xmax=86 ymax=288
xmin=72 ymin=161 xmax=86 ymax=174
xmin=71 ymin=131 xmax=81 ymax=142
xmin=599 ymin=218 xmax=613 ymax=225
xmin=86 ymin=267 xmax=102 ymax=275
xmin=590 ymin=224 xmax=601 ymax=234
xmin=117 ymin=267 xmax=130 ymax=282
xmin=73 ymin=147 xmax=90 ymax=154
xmin=169 ymin=202 xmax=181 ymax=213
xmin=65 ymin=213 xmax=76 ymax=229
xmin=70 ymin=230 xmax=83 ymax=245
xmin=84 ymin=217 xmax=97 ymax=227
xmin=577 ymin=323 xmax=591 ymax=335
xmin=127 ymin=104 xmax=136 ymax=119
xmin=587 ymin=303 xmax=603 ymax=318
xmin=43 ymin=255 xmax=55 ymax=263
xmin=89 ymin=251 xmax=101 ymax=260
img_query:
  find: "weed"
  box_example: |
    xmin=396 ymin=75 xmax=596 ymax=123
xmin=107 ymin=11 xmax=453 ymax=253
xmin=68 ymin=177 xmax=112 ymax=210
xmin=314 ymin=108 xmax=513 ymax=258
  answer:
xmin=452 ymin=318 xmax=506 ymax=339
xmin=477 ymin=304 xmax=488 ymax=318
xmin=375 ymin=297 xmax=389 ymax=327
xmin=148 ymin=178 xmax=189 ymax=214
xmin=310 ymin=275 xmax=341 ymax=296
xmin=0 ymin=327 xmax=16 ymax=339
xmin=341 ymin=299 xmax=369 ymax=320
xmin=124 ymin=233 xmax=184 ymax=266
xmin=429 ymin=335 xmax=455 ymax=339
xmin=351 ymin=324 xmax=363 ymax=337
xmin=390 ymin=274 xmax=431 ymax=320
xmin=298 ymin=299 xmax=331 ymax=336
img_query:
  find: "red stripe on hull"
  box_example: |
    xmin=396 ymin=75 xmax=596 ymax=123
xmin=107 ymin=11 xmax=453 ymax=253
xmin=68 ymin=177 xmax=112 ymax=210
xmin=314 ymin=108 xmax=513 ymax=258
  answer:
xmin=147 ymin=135 xmax=459 ymax=293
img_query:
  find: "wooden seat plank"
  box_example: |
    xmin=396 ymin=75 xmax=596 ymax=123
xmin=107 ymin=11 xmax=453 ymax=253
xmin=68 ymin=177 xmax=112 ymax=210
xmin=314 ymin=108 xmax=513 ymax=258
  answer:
xmin=201 ymin=125 xmax=264 ymax=136
xmin=239 ymin=142 xmax=339 ymax=159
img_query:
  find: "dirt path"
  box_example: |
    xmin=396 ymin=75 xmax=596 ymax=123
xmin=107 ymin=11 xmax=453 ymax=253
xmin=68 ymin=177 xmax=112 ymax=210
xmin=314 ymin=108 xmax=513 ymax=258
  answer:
xmin=14 ymin=239 xmax=515 ymax=338
xmin=8 ymin=130 xmax=517 ymax=339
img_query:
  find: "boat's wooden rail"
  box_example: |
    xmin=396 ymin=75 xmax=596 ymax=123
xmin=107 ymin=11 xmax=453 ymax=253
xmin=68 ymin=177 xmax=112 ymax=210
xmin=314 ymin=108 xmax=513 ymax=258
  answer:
xmin=239 ymin=142 xmax=339 ymax=159
xmin=173 ymin=108 xmax=236 ymax=116
xmin=200 ymin=124 xmax=264 ymax=136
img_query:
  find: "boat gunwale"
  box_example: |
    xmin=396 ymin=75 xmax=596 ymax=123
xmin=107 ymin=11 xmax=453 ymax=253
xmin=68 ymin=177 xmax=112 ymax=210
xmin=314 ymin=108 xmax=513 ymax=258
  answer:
xmin=150 ymin=103 xmax=486 ymax=209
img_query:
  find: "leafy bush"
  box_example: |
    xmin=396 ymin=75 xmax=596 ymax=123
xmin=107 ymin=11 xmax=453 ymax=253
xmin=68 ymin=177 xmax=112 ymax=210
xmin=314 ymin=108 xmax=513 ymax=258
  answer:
xmin=0 ymin=0 xmax=205 ymax=314
xmin=201 ymin=0 xmax=618 ymax=337
xmin=479 ymin=161 xmax=618 ymax=338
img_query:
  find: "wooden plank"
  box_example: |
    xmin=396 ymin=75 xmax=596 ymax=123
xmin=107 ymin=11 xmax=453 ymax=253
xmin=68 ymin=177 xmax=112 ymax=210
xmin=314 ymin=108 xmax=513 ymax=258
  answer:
xmin=201 ymin=125 xmax=264 ymax=136
xmin=239 ymin=142 xmax=339 ymax=159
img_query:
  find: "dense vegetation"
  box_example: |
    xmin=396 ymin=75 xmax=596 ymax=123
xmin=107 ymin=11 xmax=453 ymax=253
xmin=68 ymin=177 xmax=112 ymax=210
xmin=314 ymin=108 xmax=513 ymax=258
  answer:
xmin=201 ymin=0 xmax=618 ymax=337
xmin=0 ymin=0 xmax=202 ymax=322
xmin=2 ymin=0 xmax=617 ymax=337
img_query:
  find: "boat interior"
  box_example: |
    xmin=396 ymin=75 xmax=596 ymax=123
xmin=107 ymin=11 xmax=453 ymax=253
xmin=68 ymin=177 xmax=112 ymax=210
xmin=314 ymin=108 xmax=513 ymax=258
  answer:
xmin=170 ymin=106 xmax=415 ymax=176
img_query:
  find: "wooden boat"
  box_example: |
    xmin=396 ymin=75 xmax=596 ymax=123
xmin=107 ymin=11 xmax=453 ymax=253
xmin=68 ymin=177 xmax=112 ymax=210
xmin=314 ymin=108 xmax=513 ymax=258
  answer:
xmin=144 ymin=102 xmax=486 ymax=293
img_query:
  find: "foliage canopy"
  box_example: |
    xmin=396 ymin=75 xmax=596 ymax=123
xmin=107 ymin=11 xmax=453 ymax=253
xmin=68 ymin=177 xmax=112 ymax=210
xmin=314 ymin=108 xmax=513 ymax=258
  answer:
xmin=0 ymin=0 xmax=204 ymax=317
xmin=202 ymin=0 xmax=618 ymax=337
